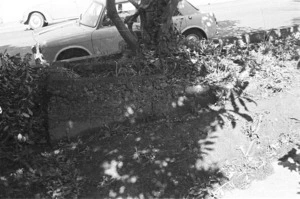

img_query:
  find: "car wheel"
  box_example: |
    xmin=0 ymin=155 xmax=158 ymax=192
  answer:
xmin=29 ymin=13 xmax=45 ymax=30
xmin=183 ymin=29 xmax=206 ymax=42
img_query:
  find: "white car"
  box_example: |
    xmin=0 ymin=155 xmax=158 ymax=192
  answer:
xmin=21 ymin=0 xmax=91 ymax=29
xmin=32 ymin=0 xmax=217 ymax=63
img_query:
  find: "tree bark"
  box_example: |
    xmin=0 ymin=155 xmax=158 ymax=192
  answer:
xmin=139 ymin=0 xmax=180 ymax=52
xmin=107 ymin=0 xmax=181 ymax=55
xmin=157 ymin=0 xmax=180 ymax=54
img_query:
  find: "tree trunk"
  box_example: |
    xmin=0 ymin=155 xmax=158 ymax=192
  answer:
xmin=157 ymin=0 xmax=180 ymax=54
xmin=107 ymin=0 xmax=180 ymax=55
xmin=139 ymin=0 xmax=180 ymax=53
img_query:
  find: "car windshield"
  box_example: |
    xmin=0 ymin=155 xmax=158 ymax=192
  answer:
xmin=179 ymin=0 xmax=199 ymax=15
xmin=80 ymin=2 xmax=103 ymax=27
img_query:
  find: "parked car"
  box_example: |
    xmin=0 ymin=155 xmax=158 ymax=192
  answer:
xmin=32 ymin=0 xmax=217 ymax=64
xmin=21 ymin=0 xmax=92 ymax=29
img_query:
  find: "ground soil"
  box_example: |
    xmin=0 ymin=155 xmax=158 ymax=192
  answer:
xmin=75 ymin=64 xmax=300 ymax=198
xmin=223 ymin=161 xmax=300 ymax=199
xmin=216 ymin=71 xmax=300 ymax=198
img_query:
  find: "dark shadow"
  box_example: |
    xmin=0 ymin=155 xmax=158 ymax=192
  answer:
xmin=278 ymin=144 xmax=300 ymax=195
xmin=78 ymin=114 xmax=224 ymax=198
xmin=73 ymin=91 xmax=252 ymax=198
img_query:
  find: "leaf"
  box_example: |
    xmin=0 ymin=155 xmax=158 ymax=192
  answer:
xmin=231 ymin=120 xmax=237 ymax=128
xmin=229 ymin=92 xmax=239 ymax=112
xmin=243 ymin=97 xmax=257 ymax=105
xmin=238 ymin=98 xmax=248 ymax=111
xmin=232 ymin=112 xmax=253 ymax=122
xmin=28 ymin=100 xmax=35 ymax=106
xmin=27 ymin=108 xmax=33 ymax=116
xmin=27 ymin=140 xmax=35 ymax=145
xmin=22 ymin=113 xmax=30 ymax=118
xmin=204 ymin=141 xmax=215 ymax=145
xmin=27 ymin=85 xmax=32 ymax=94
xmin=17 ymin=133 xmax=23 ymax=141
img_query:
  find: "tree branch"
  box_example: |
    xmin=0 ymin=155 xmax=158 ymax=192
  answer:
xmin=107 ymin=0 xmax=139 ymax=53
xmin=124 ymin=12 xmax=140 ymax=37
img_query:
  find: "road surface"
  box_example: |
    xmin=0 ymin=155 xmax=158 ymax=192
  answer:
xmin=200 ymin=0 xmax=300 ymax=36
xmin=0 ymin=0 xmax=299 ymax=58
xmin=0 ymin=27 xmax=34 ymax=55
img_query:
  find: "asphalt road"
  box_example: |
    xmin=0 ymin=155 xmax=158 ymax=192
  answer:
xmin=0 ymin=29 xmax=34 ymax=57
xmin=0 ymin=0 xmax=299 ymax=59
xmin=200 ymin=0 xmax=300 ymax=36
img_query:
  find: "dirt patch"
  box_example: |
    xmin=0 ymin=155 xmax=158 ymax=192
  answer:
xmin=62 ymin=66 xmax=299 ymax=198
xmin=74 ymin=62 xmax=300 ymax=198
xmin=75 ymin=109 xmax=228 ymax=198
xmin=201 ymin=68 xmax=300 ymax=198
xmin=223 ymin=161 xmax=300 ymax=199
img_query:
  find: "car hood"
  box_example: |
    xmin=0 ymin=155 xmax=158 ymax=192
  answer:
xmin=33 ymin=20 xmax=92 ymax=46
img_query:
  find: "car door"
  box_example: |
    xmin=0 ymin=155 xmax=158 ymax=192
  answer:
xmin=50 ymin=0 xmax=79 ymax=20
xmin=173 ymin=9 xmax=188 ymax=33
xmin=91 ymin=9 xmax=126 ymax=56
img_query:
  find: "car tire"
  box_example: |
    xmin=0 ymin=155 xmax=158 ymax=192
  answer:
xmin=183 ymin=29 xmax=206 ymax=41
xmin=29 ymin=13 xmax=45 ymax=30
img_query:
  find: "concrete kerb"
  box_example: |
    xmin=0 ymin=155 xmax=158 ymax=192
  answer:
xmin=215 ymin=25 xmax=300 ymax=46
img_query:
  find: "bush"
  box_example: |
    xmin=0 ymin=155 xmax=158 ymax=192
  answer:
xmin=0 ymin=53 xmax=48 ymax=146
xmin=0 ymin=52 xmax=51 ymax=171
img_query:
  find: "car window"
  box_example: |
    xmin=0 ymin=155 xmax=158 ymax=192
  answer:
xmin=116 ymin=2 xmax=136 ymax=13
xmin=178 ymin=0 xmax=199 ymax=15
xmin=174 ymin=8 xmax=182 ymax=16
xmin=102 ymin=2 xmax=137 ymax=27
xmin=80 ymin=2 xmax=103 ymax=27
xmin=102 ymin=10 xmax=114 ymax=27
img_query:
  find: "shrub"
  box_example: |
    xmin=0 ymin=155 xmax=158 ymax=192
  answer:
xmin=0 ymin=52 xmax=49 ymax=163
